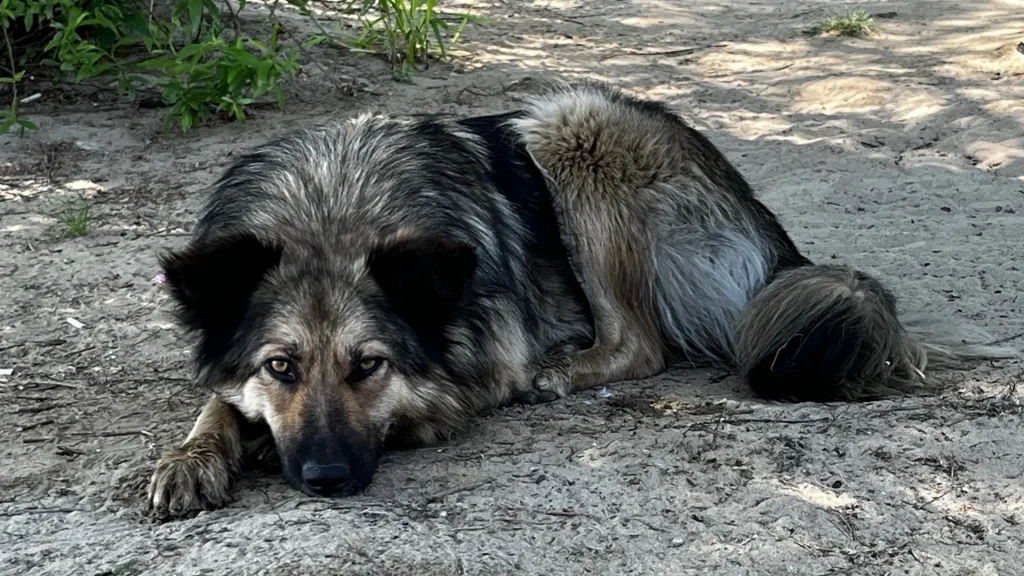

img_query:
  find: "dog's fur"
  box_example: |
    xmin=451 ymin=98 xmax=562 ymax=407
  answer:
xmin=147 ymin=82 xmax=1013 ymax=518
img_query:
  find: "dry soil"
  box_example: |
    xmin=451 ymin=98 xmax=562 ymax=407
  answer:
xmin=2 ymin=1 xmax=1023 ymax=575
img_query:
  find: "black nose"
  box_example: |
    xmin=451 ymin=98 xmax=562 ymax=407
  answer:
xmin=301 ymin=462 xmax=351 ymax=494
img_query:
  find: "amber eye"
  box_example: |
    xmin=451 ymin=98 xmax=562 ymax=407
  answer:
xmin=351 ymin=357 xmax=384 ymax=382
xmin=265 ymin=358 xmax=297 ymax=383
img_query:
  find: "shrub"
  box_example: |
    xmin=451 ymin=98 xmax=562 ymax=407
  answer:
xmin=0 ymin=0 xmax=480 ymax=134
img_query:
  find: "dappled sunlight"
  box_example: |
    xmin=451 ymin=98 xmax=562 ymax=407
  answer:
xmin=696 ymin=109 xmax=795 ymax=140
xmin=791 ymin=77 xmax=950 ymax=122
xmin=911 ymin=479 xmax=1024 ymax=530
xmin=1 ymin=215 xmax=57 ymax=234
xmin=724 ymin=39 xmax=808 ymax=56
xmin=614 ymin=0 xmax=703 ymax=28
xmin=768 ymin=480 xmax=860 ymax=511
xmin=574 ymin=445 xmax=610 ymax=469
xmin=0 ymin=177 xmax=103 ymax=202
xmin=886 ymin=9 xmax=1024 ymax=76
xmin=528 ymin=0 xmax=581 ymax=10
xmin=462 ymin=0 xmax=1021 ymax=169
xmin=965 ymin=139 xmax=1024 ymax=171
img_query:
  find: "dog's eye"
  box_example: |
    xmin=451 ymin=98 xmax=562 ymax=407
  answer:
xmin=265 ymin=358 xmax=297 ymax=383
xmin=351 ymin=357 xmax=384 ymax=382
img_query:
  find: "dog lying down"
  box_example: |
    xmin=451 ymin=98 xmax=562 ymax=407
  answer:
xmin=147 ymin=81 xmax=1012 ymax=518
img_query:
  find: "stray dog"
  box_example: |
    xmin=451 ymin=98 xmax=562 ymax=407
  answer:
xmin=147 ymin=82 xmax=1010 ymax=518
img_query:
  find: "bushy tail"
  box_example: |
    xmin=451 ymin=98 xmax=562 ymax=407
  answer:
xmin=734 ymin=265 xmax=1017 ymax=402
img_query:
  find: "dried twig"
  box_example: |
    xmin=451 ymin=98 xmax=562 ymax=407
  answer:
xmin=987 ymin=331 xmax=1024 ymax=346
xmin=64 ymin=429 xmax=152 ymax=438
xmin=12 ymin=404 xmax=60 ymax=414
xmin=599 ymin=43 xmax=728 ymax=62
xmin=424 ymin=478 xmax=493 ymax=504
xmin=0 ymin=507 xmax=85 ymax=517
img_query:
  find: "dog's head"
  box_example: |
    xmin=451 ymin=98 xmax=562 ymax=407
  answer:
xmin=160 ymin=229 xmax=477 ymax=496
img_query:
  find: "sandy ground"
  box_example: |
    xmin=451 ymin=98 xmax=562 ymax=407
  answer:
xmin=2 ymin=0 xmax=1024 ymax=574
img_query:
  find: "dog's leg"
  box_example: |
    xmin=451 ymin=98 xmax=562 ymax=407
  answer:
xmin=510 ymin=87 xmax=693 ymax=404
xmin=147 ymin=394 xmax=243 ymax=518
xmin=522 ymin=200 xmax=667 ymax=403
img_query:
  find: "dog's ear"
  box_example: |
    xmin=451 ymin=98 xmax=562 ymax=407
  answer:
xmin=367 ymin=233 xmax=477 ymax=343
xmin=160 ymin=233 xmax=283 ymax=341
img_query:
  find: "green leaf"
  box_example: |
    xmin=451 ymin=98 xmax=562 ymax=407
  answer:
xmin=0 ymin=116 xmax=15 ymax=134
xmin=136 ymin=58 xmax=179 ymax=70
xmin=301 ymin=35 xmax=327 ymax=49
xmin=224 ymin=47 xmax=261 ymax=69
xmin=176 ymin=42 xmax=206 ymax=60
xmin=255 ymin=60 xmax=271 ymax=88
xmin=187 ymin=0 xmax=204 ymax=31
xmin=16 ymin=117 xmax=38 ymax=131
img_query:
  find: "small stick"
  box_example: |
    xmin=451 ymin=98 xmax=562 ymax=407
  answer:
xmin=0 ymin=507 xmax=84 ymax=517
xmin=987 ymin=331 xmax=1024 ymax=346
xmin=13 ymin=404 xmax=59 ymax=415
xmin=424 ymin=478 xmax=493 ymax=503
xmin=68 ymin=429 xmax=152 ymax=438
xmin=538 ymin=509 xmax=584 ymax=518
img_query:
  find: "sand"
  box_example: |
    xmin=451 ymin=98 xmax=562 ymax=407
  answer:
xmin=1 ymin=1 xmax=1023 ymax=574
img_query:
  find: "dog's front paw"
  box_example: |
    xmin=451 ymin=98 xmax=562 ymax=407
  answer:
xmin=147 ymin=439 xmax=233 ymax=520
xmin=516 ymin=357 xmax=572 ymax=405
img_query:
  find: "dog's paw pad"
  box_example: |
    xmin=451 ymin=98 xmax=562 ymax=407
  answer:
xmin=514 ymin=388 xmax=562 ymax=406
xmin=517 ymin=359 xmax=571 ymax=405
xmin=147 ymin=443 xmax=231 ymax=520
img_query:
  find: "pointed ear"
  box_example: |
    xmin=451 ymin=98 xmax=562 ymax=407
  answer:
xmin=367 ymin=232 xmax=477 ymax=343
xmin=160 ymin=233 xmax=283 ymax=341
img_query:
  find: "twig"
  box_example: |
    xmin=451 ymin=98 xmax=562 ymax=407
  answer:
xmin=424 ymin=478 xmax=493 ymax=503
xmin=222 ymin=0 xmax=242 ymax=37
xmin=600 ymin=43 xmax=727 ymax=62
xmin=537 ymin=509 xmax=586 ymax=518
xmin=12 ymin=404 xmax=60 ymax=415
xmin=987 ymin=331 xmax=1024 ymax=346
xmin=713 ymin=416 xmax=833 ymax=426
xmin=628 ymin=516 xmax=669 ymax=532
xmin=0 ymin=507 xmax=84 ymax=517
xmin=915 ymin=488 xmax=953 ymax=510
xmin=68 ymin=429 xmax=152 ymax=438
xmin=56 ymin=444 xmax=86 ymax=456
xmin=18 ymin=420 xmax=54 ymax=433
xmin=23 ymin=380 xmax=86 ymax=390
xmin=703 ymin=63 xmax=795 ymax=78
xmin=64 ymin=345 xmax=96 ymax=357
xmin=1 ymin=26 xmax=17 ymax=100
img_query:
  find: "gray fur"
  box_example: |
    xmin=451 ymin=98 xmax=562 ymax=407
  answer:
xmin=149 ymin=81 xmax=1018 ymax=517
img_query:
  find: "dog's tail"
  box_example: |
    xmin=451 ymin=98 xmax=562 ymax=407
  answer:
xmin=734 ymin=264 xmax=1017 ymax=402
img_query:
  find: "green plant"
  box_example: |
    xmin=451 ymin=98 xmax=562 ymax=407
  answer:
xmin=299 ymin=0 xmax=483 ymax=78
xmin=0 ymin=0 xmax=482 ymax=134
xmin=0 ymin=0 xmax=314 ymax=133
xmin=806 ymin=10 xmax=875 ymax=38
xmin=138 ymin=23 xmax=310 ymax=132
xmin=0 ymin=70 xmax=38 ymax=135
xmin=54 ymin=196 xmax=91 ymax=237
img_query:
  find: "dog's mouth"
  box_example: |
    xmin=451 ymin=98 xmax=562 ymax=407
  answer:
xmin=293 ymin=478 xmax=371 ymax=498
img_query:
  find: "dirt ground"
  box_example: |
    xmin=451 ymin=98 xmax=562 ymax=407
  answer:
xmin=2 ymin=0 xmax=1024 ymax=574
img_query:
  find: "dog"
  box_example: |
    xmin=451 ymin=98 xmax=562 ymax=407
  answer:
xmin=147 ymin=82 xmax=1010 ymax=518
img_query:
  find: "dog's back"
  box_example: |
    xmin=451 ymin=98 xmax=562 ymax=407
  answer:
xmin=509 ymin=82 xmax=1013 ymax=402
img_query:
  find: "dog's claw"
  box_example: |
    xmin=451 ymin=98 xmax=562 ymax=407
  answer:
xmin=146 ymin=441 xmax=232 ymax=520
